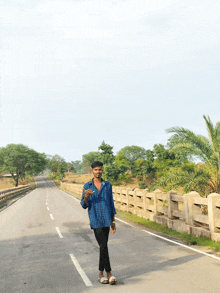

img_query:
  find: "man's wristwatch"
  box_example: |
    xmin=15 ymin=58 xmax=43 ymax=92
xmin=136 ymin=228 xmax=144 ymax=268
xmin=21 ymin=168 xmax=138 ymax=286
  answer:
xmin=112 ymin=221 xmax=115 ymax=223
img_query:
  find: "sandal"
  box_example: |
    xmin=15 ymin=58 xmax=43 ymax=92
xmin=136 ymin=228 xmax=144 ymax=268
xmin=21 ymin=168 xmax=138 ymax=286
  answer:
xmin=98 ymin=277 xmax=109 ymax=284
xmin=109 ymin=276 xmax=117 ymax=285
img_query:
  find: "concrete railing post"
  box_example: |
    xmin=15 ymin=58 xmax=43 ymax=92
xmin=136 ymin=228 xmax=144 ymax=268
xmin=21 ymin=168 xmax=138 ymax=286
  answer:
xmin=167 ymin=190 xmax=178 ymax=220
xmin=183 ymin=193 xmax=189 ymax=225
xmin=185 ymin=191 xmax=200 ymax=226
xmin=119 ymin=187 xmax=123 ymax=209
xmin=154 ymin=189 xmax=163 ymax=216
xmin=133 ymin=189 xmax=137 ymax=215
xmin=208 ymin=193 xmax=220 ymax=241
xmin=125 ymin=188 xmax=131 ymax=212
xmin=142 ymin=189 xmax=148 ymax=218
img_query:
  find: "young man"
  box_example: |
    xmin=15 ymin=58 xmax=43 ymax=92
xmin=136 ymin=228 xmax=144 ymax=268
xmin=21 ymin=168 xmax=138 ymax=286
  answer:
xmin=81 ymin=161 xmax=117 ymax=285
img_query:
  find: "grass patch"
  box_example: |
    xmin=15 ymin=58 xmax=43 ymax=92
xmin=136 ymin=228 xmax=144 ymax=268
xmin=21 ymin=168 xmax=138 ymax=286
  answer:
xmin=0 ymin=200 xmax=7 ymax=209
xmin=0 ymin=194 xmax=23 ymax=209
xmin=116 ymin=210 xmax=220 ymax=252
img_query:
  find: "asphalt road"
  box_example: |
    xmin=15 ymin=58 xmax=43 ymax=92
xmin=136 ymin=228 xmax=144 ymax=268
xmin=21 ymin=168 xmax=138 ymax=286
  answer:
xmin=1 ymin=176 xmax=220 ymax=293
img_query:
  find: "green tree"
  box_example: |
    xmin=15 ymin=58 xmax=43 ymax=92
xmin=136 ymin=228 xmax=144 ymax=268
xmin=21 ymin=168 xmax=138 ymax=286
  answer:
xmin=151 ymin=143 xmax=191 ymax=182
xmin=98 ymin=141 xmax=115 ymax=164
xmin=145 ymin=149 xmax=154 ymax=162
xmin=153 ymin=144 xmax=175 ymax=161
xmin=162 ymin=115 xmax=220 ymax=194
xmin=132 ymin=158 xmax=156 ymax=189
xmin=70 ymin=160 xmax=83 ymax=174
xmin=154 ymin=163 xmax=210 ymax=195
xmin=103 ymin=163 xmax=129 ymax=184
xmin=115 ymin=154 xmax=130 ymax=167
xmin=117 ymin=145 xmax=147 ymax=170
xmin=82 ymin=152 xmax=101 ymax=169
xmin=153 ymin=144 xmax=178 ymax=178
xmin=0 ymin=144 xmax=47 ymax=186
xmin=47 ymin=154 xmax=67 ymax=177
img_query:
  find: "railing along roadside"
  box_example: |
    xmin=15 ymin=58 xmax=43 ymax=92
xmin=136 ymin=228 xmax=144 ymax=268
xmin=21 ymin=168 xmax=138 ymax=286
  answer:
xmin=60 ymin=182 xmax=83 ymax=200
xmin=60 ymin=182 xmax=220 ymax=242
xmin=0 ymin=185 xmax=32 ymax=203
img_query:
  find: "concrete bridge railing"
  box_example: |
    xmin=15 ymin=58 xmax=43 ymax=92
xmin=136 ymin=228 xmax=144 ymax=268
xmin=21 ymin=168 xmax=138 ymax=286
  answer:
xmin=60 ymin=182 xmax=220 ymax=242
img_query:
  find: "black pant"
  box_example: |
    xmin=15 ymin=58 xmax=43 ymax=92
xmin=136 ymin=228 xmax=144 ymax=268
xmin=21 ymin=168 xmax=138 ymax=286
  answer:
xmin=93 ymin=227 xmax=111 ymax=273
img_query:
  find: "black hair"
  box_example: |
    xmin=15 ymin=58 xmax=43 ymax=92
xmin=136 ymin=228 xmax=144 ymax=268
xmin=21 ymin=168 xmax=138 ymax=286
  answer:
xmin=91 ymin=161 xmax=103 ymax=169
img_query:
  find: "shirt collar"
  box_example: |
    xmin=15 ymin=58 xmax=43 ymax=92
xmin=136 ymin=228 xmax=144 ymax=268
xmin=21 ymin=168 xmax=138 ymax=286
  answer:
xmin=88 ymin=178 xmax=106 ymax=185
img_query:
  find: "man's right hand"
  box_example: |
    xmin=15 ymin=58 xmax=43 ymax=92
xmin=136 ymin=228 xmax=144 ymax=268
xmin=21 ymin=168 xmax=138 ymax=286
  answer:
xmin=83 ymin=188 xmax=94 ymax=203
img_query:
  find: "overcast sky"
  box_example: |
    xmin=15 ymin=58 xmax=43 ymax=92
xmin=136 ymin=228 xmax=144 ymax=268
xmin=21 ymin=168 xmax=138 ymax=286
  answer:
xmin=1 ymin=0 xmax=220 ymax=162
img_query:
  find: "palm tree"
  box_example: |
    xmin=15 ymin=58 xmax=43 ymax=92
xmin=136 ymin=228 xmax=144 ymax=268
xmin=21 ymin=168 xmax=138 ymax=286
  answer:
xmin=165 ymin=115 xmax=220 ymax=193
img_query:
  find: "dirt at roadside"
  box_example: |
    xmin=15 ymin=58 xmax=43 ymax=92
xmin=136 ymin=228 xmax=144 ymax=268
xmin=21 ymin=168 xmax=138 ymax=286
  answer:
xmin=0 ymin=178 xmax=15 ymax=191
xmin=63 ymin=173 xmax=93 ymax=184
xmin=63 ymin=172 xmax=140 ymax=190
xmin=0 ymin=177 xmax=35 ymax=191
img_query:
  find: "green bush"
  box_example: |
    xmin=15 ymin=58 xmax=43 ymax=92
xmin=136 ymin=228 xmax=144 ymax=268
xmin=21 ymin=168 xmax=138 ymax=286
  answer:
xmin=55 ymin=174 xmax=63 ymax=180
xmin=119 ymin=173 xmax=133 ymax=184
xmin=139 ymin=181 xmax=148 ymax=189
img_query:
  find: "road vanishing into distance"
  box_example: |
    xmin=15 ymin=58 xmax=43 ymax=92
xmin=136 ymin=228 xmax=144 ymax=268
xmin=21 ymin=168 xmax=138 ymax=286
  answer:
xmin=1 ymin=176 xmax=220 ymax=293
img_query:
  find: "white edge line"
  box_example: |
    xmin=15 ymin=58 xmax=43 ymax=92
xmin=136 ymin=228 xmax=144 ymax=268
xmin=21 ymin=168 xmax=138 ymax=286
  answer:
xmin=116 ymin=217 xmax=135 ymax=228
xmin=69 ymin=253 xmax=92 ymax=287
xmin=115 ymin=217 xmax=220 ymax=262
xmin=56 ymin=227 xmax=63 ymax=238
xmin=50 ymin=190 xmax=220 ymax=262
xmin=59 ymin=190 xmax=220 ymax=261
xmin=50 ymin=214 xmax=54 ymax=220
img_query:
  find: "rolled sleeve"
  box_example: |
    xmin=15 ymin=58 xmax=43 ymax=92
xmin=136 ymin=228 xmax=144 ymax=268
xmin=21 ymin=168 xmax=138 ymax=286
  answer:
xmin=80 ymin=189 xmax=91 ymax=209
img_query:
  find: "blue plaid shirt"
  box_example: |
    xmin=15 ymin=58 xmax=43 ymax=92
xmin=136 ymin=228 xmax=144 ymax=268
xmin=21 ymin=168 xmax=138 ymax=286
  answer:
xmin=81 ymin=179 xmax=116 ymax=229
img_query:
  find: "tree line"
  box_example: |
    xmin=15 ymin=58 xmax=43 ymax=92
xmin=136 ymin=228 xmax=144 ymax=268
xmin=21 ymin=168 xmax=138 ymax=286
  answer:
xmin=0 ymin=115 xmax=219 ymax=196
xmin=69 ymin=115 xmax=220 ymax=196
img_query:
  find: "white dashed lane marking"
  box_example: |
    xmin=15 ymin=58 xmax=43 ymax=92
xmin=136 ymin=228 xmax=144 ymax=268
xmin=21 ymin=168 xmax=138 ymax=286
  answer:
xmin=50 ymin=214 xmax=54 ymax=220
xmin=56 ymin=227 xmax=63 ymax=239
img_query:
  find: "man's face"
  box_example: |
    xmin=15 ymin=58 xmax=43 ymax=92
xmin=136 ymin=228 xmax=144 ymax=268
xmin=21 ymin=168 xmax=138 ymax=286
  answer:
xmin=92 ymin=166 xmax=103 ymax=178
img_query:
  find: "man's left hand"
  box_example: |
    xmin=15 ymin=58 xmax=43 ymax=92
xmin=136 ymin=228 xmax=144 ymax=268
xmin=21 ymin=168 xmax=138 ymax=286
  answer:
xmin=110 ymin=223 xmax=116 ymax=234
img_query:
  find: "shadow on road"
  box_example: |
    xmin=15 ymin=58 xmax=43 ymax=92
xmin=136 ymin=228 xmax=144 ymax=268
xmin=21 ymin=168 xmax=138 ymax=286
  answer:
xmin=0 ymin=233 xmax=91 ymax=293
xmin=34 ymin=176 xmax=56 ymax=189
xmin=0 ymin=216 xmax=207 ymax=293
